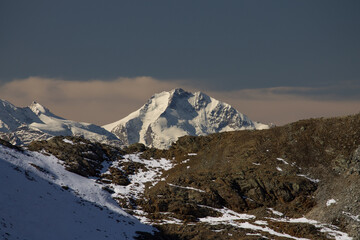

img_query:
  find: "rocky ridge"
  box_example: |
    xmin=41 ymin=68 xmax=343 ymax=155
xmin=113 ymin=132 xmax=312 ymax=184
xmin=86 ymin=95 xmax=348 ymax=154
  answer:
xmin=21 ymin=113 xmax=360 ymax=239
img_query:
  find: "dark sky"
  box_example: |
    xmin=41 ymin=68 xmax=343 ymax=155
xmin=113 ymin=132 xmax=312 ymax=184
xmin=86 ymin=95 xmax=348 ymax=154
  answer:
xmin=1 ymin=0 xmax=359 ymax=91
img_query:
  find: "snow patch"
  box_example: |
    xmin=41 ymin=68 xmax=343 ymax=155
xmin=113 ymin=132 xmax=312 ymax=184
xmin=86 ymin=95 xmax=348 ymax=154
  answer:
xmin=326 ymin=199 xmax=337 ymax=207
xmin=268 ymin=208 xmax=284 ymax=216
xmin=342 ymin=211 xmax=360 ymax=222
xmin=297 ymin=174 xmax=320 ymax=183
xmin=181 ymin=159 xmax=190 ymax=164
xmin=62 ymin=138 xmax=74 ymax=145
xmin=254 ymin=220 xmax=268 ymax=225
xmin=168 ymin=183 xmax=205 ymax=193
xmin=269 ymin=216 xmax=353 ymax=240
xmin=198 ymin=205 xmax=256 ymax=223
xmin=109 ymin=153 xmax=174 ymax=206
xmin=277 ymin=157 xmax=289 ymax=165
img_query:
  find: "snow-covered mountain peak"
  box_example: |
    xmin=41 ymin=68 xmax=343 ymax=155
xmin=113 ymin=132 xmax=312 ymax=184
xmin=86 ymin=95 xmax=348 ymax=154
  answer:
xmin=29 ymin=101 xmax=55 ymax=117
xmin=104 ymin=88 xmax=269 ymax=149
xmin=0 ymin=99 xmax=39 ymax=133
xmin=169 ymin=88 xmax=190 ymax=98
xmin=0 ymin=99 xmax=121 ymax=146
xmin=140 ymin=88 xmax=212 ymax=114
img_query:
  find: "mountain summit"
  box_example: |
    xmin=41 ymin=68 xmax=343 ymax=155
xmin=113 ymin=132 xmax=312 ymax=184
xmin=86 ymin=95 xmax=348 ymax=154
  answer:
xmin=103 ymin=88 xmax=268 ymax=149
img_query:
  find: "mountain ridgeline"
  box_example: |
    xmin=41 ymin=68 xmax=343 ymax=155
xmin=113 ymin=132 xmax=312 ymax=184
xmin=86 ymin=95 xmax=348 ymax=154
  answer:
xmin=0 ymin=89 xmax=268 ymax=148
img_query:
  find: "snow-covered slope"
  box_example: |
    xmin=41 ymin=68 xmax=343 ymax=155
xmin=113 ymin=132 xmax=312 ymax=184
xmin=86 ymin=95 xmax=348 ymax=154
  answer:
xmin=103 ymin=88 xmax=269 ymax=149
xmin=0 ymin=143 xmax=154 ymax=240
xmin=0 ymin=99 xmax=119 ymax=145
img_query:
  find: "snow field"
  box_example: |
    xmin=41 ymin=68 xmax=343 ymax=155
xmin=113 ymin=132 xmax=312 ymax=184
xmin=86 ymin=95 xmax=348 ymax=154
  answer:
xmin=106 ymin=153 xmax=174 ymax=202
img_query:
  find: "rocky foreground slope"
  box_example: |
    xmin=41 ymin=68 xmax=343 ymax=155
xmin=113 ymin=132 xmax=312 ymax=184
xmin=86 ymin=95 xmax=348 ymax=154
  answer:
xmin=21 ymin=113 xmax=360 ymax=239
xmin=0 ymin=139 xmax=155 ymax=240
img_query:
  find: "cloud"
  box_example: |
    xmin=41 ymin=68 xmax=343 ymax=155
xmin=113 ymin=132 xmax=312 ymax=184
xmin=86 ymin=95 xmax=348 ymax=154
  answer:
xmin=207 ymin=87 xmax=360 ymax=125
xmin=0 ymin=77 xmax=359 ymax=126
xmin=213 ymin=85 xmax=360 ymax=101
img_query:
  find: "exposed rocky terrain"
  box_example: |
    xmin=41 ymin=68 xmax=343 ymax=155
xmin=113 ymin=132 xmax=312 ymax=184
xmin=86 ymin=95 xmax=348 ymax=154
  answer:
xmin=19 ymin=113 xmax=360 ymax=239
xmin=133 ymin=113 xmax=360 ymax=239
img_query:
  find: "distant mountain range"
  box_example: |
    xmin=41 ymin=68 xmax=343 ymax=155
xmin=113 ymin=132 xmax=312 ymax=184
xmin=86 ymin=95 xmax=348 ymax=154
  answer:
xmin=0 ymin=99 xmax=120 ymax=145
xmin=0 ymin=88 xmax=268 ymax=147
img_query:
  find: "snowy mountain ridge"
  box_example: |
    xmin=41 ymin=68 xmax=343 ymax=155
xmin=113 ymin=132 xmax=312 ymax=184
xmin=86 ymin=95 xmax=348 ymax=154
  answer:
xmin=0 ymin=99 xmax=120 ymax=145
xmin=0 ymin=89 xmax=268 ymax=148
xmin=103 ymin=88 xmax=269 ymax=149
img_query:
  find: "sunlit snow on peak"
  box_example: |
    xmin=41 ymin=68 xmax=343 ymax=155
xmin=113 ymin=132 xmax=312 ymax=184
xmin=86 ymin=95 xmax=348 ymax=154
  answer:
xmin=104 ymin=88 xmax=269 ymax=149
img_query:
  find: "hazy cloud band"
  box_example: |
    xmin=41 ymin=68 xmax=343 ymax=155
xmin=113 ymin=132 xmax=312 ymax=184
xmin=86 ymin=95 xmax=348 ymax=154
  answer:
xmin=1 ymin=77 xmax=359 ymax=126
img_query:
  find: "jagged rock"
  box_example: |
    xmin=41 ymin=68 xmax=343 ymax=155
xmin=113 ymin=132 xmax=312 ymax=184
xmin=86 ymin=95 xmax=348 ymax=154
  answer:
xmin=28 ymin=136 xmax=122 ymax=177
